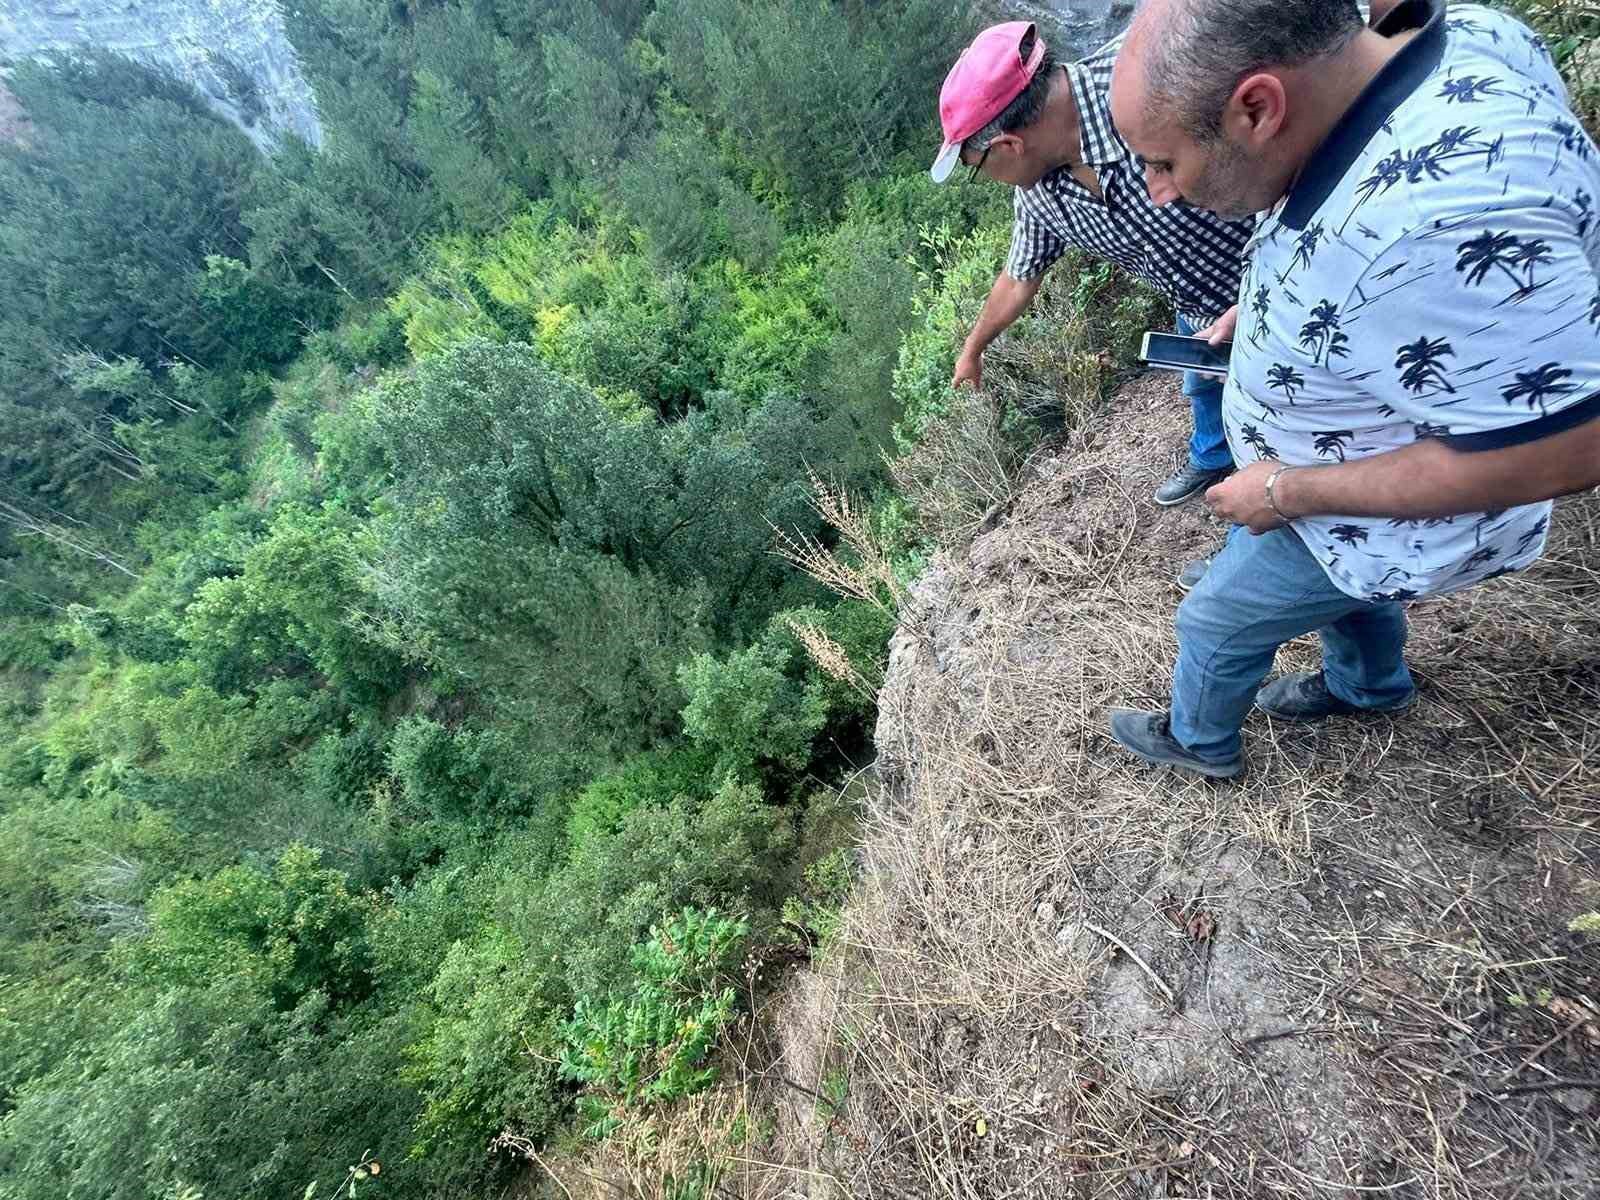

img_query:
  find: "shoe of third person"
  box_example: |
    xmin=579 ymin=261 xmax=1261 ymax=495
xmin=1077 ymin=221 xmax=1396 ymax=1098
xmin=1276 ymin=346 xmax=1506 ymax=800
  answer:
xmin=1154 ymin=463 xmax=1232 ymax=507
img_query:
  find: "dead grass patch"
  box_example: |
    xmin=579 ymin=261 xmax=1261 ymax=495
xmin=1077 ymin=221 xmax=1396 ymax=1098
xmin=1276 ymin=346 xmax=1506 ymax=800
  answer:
xmin=813 ymin=372 xmax=1600 ymax=1198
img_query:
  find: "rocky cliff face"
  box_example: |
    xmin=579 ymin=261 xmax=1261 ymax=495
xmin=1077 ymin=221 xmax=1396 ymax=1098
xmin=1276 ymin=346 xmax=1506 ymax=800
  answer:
xmin=1015 ymin=0 xmax=1134 ymax=56
xmin=0 ymin=0 xmax=319 ymax=148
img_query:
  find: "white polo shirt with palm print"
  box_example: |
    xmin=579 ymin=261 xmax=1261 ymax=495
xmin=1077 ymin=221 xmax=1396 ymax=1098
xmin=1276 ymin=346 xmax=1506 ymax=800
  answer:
xmin=1225 ymin=0 xmax=1600 ymax=602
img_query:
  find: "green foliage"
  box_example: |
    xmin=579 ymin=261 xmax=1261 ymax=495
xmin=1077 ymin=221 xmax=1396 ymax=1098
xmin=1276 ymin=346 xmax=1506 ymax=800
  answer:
xmin=646 ymin=0 xmax=973 ymax=215
xmin=781 ymin=849 xmax=853 ymax=954
xmin=561 ymin=907 xmax=748 ymax=1132
xmin=0 ymin=984 xmax=438 ymax=1200
xmin=403 ymin=927 xmax=566 ymax=1157
xmin=679 ymin=640 xmax=827 ymax=781
xmin=386 ymin=715 xmax=533 ymax=822
xmin=0 ymin=55 xmax=261 ymax=370
xmin=0 ymin=0 xmax=986 ymax=1190
xmin=891 ymin=223 xmax=1012 ymax=452
xmin=525 ymin=777 xmax=794 ymax=999
xmin=365 ymin=338 xmax=826 ymax=742
xmin=180 ymin=504 xmax=402 ymax=702
xmin=566 ymin=746 xmax=717 ymax=851
xmin=131 ymin=844 xmax=374 ymax=1008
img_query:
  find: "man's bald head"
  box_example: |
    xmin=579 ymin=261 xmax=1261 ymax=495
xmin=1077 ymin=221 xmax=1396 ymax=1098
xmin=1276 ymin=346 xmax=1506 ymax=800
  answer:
xmin=1124 ymin=0 xmax=1365 ymax=142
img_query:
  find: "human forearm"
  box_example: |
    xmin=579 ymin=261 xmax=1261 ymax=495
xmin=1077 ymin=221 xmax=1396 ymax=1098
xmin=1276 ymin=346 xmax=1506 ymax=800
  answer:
xmin=1206 ymin=416 xmax=1600 ymax=533
xmin=963 ymin=272 xmax=1044 ymax=355
xmin=1277 ymin=420 xmax=1600 ymax=521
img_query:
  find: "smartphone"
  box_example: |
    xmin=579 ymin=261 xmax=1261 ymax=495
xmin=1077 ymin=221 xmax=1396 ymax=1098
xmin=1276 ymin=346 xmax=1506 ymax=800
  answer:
xmin=1140 ymin=331 xmax=1231 ymax=376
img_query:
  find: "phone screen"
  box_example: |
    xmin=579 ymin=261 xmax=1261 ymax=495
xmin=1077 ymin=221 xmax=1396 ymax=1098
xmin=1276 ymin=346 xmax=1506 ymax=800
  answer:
xmin=1142 ymin=332 xmax=1232 ymax=373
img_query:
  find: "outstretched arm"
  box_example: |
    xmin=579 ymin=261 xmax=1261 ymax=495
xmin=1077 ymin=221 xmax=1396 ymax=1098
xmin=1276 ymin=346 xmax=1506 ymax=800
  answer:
xmin=952 ymin=271 xmax=1045 ymax=388
xmin=1206 ymin=414 xmax=1600 ymax=533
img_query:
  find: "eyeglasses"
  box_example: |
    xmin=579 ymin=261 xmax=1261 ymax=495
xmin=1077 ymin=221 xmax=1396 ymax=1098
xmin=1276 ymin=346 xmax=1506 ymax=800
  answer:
xmin=967 ymin=142 xmax=992 ymax=183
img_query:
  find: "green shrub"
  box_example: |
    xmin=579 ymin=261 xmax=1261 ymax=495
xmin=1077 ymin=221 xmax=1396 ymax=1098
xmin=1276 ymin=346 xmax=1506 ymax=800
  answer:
xmin=780 ymin=849 xmax=853 ymax=954
xmin=523 ymin=776 xmax=793 ymax=998
xmin=130 ymin=844 xmax=374 ymax=1008
xmin=560 ymin=907 xmax=748 ymax=1135
xmin=678 ymin=639 xmax=827 ymax=781
xmin=387 ymin=715 xmax=528 ymax=822
xmin=403 ymin=926 xmax=566 ymax=1158
xmin=566 ymin=746 xmax=717 ymax=852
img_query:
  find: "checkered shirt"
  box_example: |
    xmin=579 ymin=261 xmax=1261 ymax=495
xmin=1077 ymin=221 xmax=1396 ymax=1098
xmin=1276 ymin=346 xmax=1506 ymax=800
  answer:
xmin=1004 ymin=40 xmax=1255 ymax=327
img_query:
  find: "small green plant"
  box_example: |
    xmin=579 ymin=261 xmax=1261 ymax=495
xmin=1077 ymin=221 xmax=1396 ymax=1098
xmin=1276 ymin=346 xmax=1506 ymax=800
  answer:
xmin=819 ymin=1068 xmax=849 ymax=1119
xmin=560 ymin=907 xmax=749 ymax=1137
xmin=781 ymin=848 xmax=854 ymax=954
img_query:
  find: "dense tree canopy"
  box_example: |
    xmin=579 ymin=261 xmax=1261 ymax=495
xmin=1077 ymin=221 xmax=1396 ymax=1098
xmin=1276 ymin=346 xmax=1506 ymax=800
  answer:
xmin=0 ymin=1 xmax=1021 ymax=1195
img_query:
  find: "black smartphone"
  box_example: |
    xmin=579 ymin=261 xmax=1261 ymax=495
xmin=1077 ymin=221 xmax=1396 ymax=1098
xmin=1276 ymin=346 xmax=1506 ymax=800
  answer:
xmin=1140 ymin=331 xmax=1231 ymax=376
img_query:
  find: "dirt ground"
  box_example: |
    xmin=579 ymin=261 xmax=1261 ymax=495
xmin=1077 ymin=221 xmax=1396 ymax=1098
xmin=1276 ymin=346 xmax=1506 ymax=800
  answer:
xmin=780 ymin=371 xmax=1600 ymax=1198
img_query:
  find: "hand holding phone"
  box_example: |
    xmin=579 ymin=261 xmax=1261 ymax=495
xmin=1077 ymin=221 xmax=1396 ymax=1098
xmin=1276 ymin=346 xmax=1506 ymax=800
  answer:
xmin=1140 ymin=331 xmax=1232 ymax=378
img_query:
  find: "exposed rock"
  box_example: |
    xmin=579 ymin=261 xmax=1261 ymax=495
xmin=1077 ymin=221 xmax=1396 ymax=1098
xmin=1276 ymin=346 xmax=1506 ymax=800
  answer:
xmin=0 ymin=0 xmax=319 ymax=148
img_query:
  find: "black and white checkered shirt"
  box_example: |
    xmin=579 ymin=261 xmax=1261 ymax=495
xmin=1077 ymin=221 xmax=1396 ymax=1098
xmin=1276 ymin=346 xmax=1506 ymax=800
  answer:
xmin=1005 ymin=40 xmax=1254 ymax=327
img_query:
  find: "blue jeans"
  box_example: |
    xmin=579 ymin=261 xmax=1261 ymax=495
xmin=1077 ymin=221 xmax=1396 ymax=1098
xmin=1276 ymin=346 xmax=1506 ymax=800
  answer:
xmin=1176 ymin=314 xmax=1232 ymax=471
xmin=1170 ymin=525 xmax=1416 ymax=764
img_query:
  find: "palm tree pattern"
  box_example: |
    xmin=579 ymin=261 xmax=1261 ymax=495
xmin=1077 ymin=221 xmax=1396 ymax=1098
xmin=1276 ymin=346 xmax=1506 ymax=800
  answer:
xmin=1215 ymin=2 xmax=1596 ymax=603
xmin=1500 ymin=362 xmax=1576 ymax=415
xmin=1239 ymin=423 xmax=1277 ymax=459
xmin=1298 ymin=300 xmax=1351 ymax=365
xmin=1574 ymin=189 xmax=1593 ymax=237
xmin=1454 ymin=229 xmax=1554 ymax=304
xmin=1348 ymin=126 xmax=1504 ymax=226
xmin=1266 ymin=364 xmax=1304 ymax=404
xmin=1313 ymin=430 xmax=1356 ymax=462
xmin=1550 ymin=119 xmax=1593 ymax=172
xmin=1249 ymin=284 xmax=1271 ymax=347
xmin=1395 ymin=336 xmax=1456 ymax=396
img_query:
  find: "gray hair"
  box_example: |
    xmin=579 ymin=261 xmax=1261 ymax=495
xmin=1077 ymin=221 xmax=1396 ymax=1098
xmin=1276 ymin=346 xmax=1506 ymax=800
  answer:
xmin=1139 ymin=0 xmax=1365 ymax=141
xmin=968 ymin=30 xmax=1060 ymax=151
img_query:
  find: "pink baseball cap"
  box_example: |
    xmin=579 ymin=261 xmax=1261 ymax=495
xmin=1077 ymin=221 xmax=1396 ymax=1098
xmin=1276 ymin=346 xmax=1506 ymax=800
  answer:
xmin=931 ymin=22 xmax=1048 ymax=183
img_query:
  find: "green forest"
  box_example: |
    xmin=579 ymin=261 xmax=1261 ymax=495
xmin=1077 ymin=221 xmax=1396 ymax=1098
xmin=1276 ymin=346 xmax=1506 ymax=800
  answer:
xmin=5 ymin=0 xmax=1593 ymax=1196
xmin=0 ymin=2 xmax=1111 ymax=1196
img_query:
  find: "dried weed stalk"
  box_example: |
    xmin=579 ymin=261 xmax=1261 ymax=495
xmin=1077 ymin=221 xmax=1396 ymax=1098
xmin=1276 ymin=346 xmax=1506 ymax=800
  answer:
xmin=771 ymin=468 xmax=914 ymax=627
xmin=786 ymin=616 xmax=878 ymax=700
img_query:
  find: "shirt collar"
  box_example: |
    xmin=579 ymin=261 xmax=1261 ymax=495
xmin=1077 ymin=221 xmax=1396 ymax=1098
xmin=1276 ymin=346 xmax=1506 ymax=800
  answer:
xmin=1278 ymin=0 xmax=1447 ymax=231
xmin=1066 ymin=60 xmax=1128 ymax=168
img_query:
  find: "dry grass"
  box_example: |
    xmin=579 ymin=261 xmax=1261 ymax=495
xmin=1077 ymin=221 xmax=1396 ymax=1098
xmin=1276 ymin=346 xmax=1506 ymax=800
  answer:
xmin=782 ymin=373 xmax=1600 ymax=1199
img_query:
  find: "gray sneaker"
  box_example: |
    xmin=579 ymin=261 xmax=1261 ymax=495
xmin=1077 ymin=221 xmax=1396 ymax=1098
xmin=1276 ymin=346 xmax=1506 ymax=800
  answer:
xmin=1154 ymin=464 xmax=1232 ymax=507
xmin=1177 ymin=557 xmax=1212 ymax=592
xmin=1107 ymin=708 xmax=1244 ymax=779
xmin=1255 ymin=671 xmax=1417 ymax=722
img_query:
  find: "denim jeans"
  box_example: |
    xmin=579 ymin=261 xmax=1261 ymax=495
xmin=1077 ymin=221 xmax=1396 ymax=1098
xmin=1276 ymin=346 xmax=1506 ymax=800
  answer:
xmin=1170 ymin=525 xmax=1416 ymax=764
xmin=1175 ymin=314 xmax=1232 ymax=472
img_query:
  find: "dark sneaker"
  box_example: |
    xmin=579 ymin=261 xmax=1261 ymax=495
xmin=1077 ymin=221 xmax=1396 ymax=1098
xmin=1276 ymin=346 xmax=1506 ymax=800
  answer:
xmin=1154 ymin=464 xmax=1232 ymax=507
xmin=1107 ymin=708 xmax=1244 ymax=779
xmin=1177 ymin=557 xmax=1212 ymax=592
xmin=1255 ymin=670 xmax=1417 ymax=722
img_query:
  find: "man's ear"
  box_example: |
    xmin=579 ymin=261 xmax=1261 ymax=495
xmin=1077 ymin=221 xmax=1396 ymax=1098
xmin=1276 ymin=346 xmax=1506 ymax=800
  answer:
xmin=1227 ymin=72 xmax=1287 ymax=147
xmin=987 ymin=131 xmax=1027 ymax=157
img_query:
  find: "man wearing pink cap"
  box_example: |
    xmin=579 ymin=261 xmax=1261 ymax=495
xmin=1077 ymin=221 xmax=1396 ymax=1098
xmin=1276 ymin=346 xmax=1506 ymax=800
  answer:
xmin=933 ymin=20 xmax=1254 ymax=507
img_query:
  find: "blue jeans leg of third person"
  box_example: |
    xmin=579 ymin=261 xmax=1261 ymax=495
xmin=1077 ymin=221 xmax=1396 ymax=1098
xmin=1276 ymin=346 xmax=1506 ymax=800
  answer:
xmin=1175 ymin=314 xmax=1233 ymax=472
xmin=1169 ymin=525 xmax=1417 ymax=765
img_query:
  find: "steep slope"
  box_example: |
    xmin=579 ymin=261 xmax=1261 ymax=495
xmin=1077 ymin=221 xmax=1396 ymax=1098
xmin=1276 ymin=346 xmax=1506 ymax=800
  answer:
xmin=801 ymin=371 xmax=1600 ymax=1198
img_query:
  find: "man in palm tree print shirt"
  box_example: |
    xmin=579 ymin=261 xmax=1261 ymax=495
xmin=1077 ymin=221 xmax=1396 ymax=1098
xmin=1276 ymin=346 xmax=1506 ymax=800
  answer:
xmin=1099 ymin=0 xmax=1600 ymax=778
